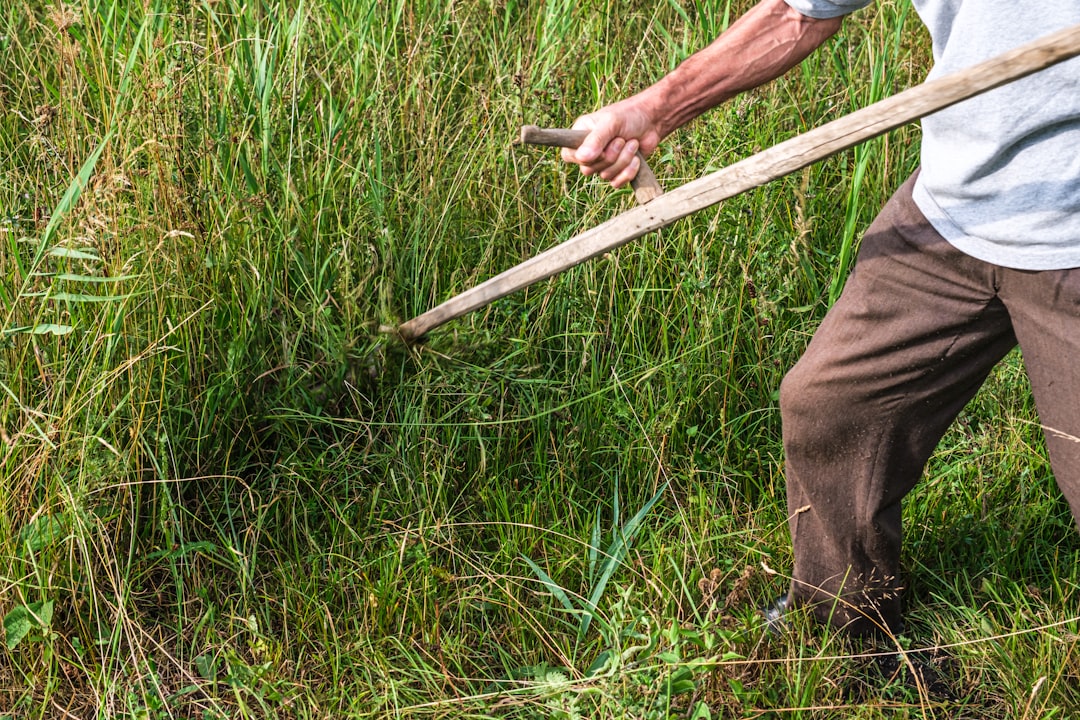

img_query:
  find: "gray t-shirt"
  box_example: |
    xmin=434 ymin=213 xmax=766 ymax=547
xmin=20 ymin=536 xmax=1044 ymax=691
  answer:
xmin=783 ymin=0 xmax=1080 ymax=270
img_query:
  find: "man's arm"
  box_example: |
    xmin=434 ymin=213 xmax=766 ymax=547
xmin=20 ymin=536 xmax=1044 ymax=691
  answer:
xmin=562 ymin=0 xmax=844 ymax=188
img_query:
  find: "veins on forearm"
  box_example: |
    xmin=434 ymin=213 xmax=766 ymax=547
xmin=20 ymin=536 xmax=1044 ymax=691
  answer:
xmin=642 ymin=0 xmax=843 ymax=138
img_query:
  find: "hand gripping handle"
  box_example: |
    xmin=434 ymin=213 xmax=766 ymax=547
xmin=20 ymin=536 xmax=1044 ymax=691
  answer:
xmin=519 ymin=125 xmax=664 ymax=204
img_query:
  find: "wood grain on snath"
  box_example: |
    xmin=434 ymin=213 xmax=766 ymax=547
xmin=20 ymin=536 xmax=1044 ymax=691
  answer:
xmin=397 ymin=23 xmax=1080 ymax=342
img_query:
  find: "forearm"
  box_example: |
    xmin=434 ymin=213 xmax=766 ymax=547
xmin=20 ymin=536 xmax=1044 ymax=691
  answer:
xmin=640 ymin=0 xmax=843 ymax=138
xmin=563 ymin=0 xmax=845 ymax=187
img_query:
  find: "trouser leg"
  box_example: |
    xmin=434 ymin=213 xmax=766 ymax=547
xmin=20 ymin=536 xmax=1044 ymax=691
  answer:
xmin=779 ymin=173 xmax=1017 ymax=636
xmin=1000 ymin=268 xmax=1080 ymax=525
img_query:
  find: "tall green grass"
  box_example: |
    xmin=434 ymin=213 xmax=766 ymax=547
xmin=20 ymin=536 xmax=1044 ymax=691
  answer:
xmin=1 ymin=0 xmax=1077 ymax=717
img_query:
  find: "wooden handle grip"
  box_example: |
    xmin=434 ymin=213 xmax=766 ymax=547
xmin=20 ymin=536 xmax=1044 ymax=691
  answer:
xmin=519 ymin=126 xmax=588 ymax=147
xmin=519 ymin=125 xmax=664 ymax=204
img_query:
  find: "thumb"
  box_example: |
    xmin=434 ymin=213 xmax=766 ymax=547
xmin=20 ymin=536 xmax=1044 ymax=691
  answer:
xmin=569 ymin=115 xmax=617 ymax=163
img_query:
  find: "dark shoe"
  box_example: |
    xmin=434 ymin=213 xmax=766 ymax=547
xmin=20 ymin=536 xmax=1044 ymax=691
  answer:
xmin=871 ymin=647 xmax=957 ymax=701
xmin=761 ymin=593 xmax=907 ymax=641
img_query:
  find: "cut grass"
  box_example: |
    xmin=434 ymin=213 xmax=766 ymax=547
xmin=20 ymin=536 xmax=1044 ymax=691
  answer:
xmin=1 ymin=0 xmax=1077 ymax=717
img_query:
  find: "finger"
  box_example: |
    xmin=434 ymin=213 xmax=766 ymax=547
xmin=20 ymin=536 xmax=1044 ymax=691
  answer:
xmin=572 ymin=136 xmax=627 ymax=177
xmin=561 ymin=134 xmax=606 ymax=167
xmin=572 ymin=121 xmax=609 ymax=164
xmin=608 ymin=154 xmax=641 ymax=189
xmin=598 ymin=137 xmax=626 ymax=166
xmin=598 ymin=139 xmax=639 ymax=184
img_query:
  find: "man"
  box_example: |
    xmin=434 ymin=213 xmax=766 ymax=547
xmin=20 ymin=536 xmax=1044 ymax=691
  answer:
xmin=561 ymin=0 xmax=1080 ymax=636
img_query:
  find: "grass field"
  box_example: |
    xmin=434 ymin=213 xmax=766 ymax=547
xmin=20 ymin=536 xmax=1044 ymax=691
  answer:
xmin=2 ymin=0 xmax=1079 ymax=717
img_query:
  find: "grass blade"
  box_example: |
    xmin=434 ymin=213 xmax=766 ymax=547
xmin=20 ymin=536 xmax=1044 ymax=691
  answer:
xmin=521 ymin=554 xmax=576 ymax=614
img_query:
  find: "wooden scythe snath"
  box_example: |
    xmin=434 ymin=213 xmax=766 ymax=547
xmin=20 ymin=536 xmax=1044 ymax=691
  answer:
xmin=397 ymin=24 xmax=1080 ymax=342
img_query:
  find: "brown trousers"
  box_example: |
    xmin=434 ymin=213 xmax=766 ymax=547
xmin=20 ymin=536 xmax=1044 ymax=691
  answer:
xmin=780 ymin=172 xmax=1080 ymax=636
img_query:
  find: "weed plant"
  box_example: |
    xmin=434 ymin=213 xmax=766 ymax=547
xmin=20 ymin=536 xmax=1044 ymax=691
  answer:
xmin=1 ymin=0 xmax=1077 ymax=717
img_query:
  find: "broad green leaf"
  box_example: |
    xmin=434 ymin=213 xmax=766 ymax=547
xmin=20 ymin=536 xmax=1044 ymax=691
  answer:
xmin=19 ymin=513 xmax=70 ymax=555
xmin=690 ymin=701 xmax=713 ymax=720
xmin=30 ymin=324 xmax=75 ymax=336
xmin=23 ymin=291 xmax=137 ymax=303
xmin=39 ymin=273 xmax=138 ymax=283
xmin=666 ymin=679 xmax=696 ymax=696
xmin=47 ymin=247 xmax=101 ymax=261
xmin=4 ymin=600 xmax=54 ymax=650
xmin=3 ymin=607 xmax=31 ymax=650
xmin=34 ymin=601 xmax=53 ymax=627
xmin=585 ymin=650 xmax=613 ymax=677
xmin=195 ymin=653 xmax=219 ymax=681
xmin=37 ymin=133 xmax=113 ymax=262
xmin=581 ymin=484 xmax=666 ymax=636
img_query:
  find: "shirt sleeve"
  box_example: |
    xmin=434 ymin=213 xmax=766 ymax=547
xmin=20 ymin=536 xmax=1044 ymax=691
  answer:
xmin=783 ymin=0 xmax=872 ymax=19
